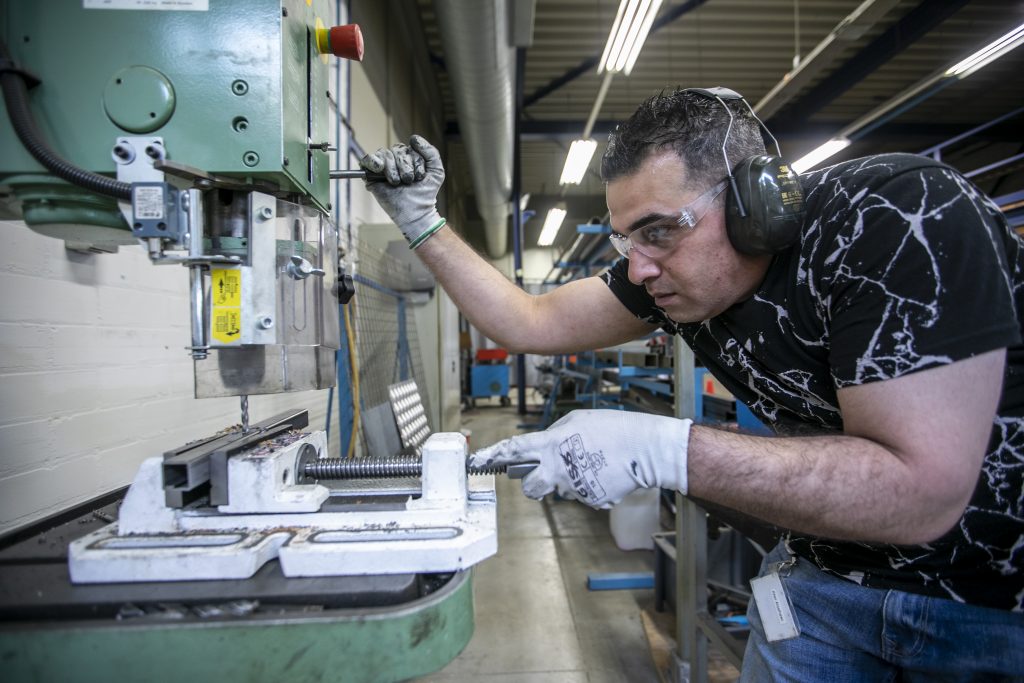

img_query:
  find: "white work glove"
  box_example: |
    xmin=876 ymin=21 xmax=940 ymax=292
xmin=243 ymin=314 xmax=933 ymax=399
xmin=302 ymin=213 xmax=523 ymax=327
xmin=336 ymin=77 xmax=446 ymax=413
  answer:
xmin=360 ymin=135 xmax=446 ymax=249
xmin=469 ymin=410 xmax=693 ymax=509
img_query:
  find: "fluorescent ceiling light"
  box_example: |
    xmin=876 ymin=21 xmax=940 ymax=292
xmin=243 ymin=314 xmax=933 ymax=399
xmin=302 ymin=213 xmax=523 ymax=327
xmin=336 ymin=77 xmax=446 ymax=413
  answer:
xmin=598 ymin=0 xmax=663 ymax=75
xmin=791 ymin=137 xmax=851 ymax=174
xmin=559 ymin=139 xmax=598 ymax=185
xmin=538 ymin=207 xmax=567 ymax=246
xmin=598 ymin=0 xmax=633 ymax=75
xmin=945 ymin=22 xmax=1024 ymax=79
xmin=623 ymin=0 xmax=663 ymax=74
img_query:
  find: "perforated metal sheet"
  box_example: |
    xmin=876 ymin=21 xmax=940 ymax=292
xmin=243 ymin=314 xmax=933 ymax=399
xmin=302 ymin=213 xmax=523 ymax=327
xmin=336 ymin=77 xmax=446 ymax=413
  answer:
xmin=388 ymin=380 xmax=431 ymax=451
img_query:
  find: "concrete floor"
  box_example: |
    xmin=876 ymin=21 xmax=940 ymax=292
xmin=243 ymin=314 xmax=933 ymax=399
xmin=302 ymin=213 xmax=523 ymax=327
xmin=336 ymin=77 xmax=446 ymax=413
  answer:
xmin=418 ymin=398 xmax=663 ymax=682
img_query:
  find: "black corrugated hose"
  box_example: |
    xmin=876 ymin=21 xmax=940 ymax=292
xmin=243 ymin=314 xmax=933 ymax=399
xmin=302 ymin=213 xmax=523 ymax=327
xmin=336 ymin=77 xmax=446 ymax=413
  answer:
xmin=0 ymin=39 xmax=131 ymax=201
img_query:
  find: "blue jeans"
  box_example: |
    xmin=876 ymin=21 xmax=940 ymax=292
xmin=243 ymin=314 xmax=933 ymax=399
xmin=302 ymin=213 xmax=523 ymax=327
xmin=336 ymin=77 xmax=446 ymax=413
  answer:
xmin=740 ymin=542 xmax=1024 ymax=682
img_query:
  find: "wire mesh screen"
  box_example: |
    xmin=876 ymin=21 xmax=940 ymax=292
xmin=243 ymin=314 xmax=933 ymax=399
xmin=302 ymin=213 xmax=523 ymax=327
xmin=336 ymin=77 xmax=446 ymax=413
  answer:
xmin=350 ymin=237 xmax=430 ymax=455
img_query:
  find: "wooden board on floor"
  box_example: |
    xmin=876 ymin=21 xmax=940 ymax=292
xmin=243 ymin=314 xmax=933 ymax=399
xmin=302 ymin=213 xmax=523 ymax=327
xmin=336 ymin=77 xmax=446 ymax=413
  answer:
xmin=641 ymin=607 xmax=741 ymax=683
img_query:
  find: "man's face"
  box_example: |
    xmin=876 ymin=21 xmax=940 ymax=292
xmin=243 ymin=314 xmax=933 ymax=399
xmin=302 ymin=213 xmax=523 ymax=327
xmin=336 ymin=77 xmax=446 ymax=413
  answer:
xmin=606 ymin=150 xmax=769 ymax=323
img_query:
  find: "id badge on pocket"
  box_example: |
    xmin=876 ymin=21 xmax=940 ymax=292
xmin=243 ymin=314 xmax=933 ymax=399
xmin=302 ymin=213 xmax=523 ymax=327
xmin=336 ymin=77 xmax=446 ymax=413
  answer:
xmin=750 ymin=560 xmax=801 ymax=642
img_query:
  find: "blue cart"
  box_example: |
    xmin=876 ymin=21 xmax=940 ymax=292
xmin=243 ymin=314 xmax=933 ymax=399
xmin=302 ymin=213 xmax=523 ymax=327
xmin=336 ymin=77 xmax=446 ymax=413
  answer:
xmin=469 ymin=364 xmax=511 ymax=407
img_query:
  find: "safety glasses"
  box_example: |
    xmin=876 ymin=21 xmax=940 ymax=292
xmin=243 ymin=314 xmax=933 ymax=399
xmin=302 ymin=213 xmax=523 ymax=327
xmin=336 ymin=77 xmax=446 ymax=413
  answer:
xmin=608 ymin=180 xmax=728 ymax=259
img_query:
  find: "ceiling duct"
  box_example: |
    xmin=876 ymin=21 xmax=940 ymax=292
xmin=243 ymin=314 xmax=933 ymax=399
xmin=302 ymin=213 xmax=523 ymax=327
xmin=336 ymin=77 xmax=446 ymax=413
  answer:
xmin=434 ymin=0 xmax=514 ymax=259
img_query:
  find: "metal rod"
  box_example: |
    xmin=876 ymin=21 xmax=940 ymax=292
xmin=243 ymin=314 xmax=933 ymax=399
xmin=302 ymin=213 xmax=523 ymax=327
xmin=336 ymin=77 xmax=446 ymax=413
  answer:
xmin=583 ymin=71 xmax=615 ymax=140
xmin=184 ymin=189 xmax=208 ymax=360
xmin=514 ymin=46 xmax=527 ymax=417
xmin=918 ymin=106 xmax=1024 ymax=159
xmin=304 ymin=457 xmax=537 ymax=480
xmin=188 ymin=265 xmax=206 ymax=359
xmin=674 ymin=338 xmax=710 ymax=681
xmin=329 ymin=169 xmax=367 ymax=179
xmin=329 ymin=169 xmax=386 ymax=181
xmin=964 ymin=152 xmax=1024 ymax=180
xmin=753 ymin=0 xmax=900 ymax=118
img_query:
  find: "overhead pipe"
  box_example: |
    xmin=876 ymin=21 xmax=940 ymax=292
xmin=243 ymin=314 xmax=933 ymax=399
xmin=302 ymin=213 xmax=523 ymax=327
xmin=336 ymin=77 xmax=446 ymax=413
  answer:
xmin=770 ymin=0 xmax=971 ymax=125
xmin=434 ymin=0 xmax=515 ymax=259
xmin=793 ymin=26 xmax=1024 ymax=172
xmin=513 ymin=45 xmax=528 ymax=415
xmin=754 ymin=0 xmax=901 ymax=119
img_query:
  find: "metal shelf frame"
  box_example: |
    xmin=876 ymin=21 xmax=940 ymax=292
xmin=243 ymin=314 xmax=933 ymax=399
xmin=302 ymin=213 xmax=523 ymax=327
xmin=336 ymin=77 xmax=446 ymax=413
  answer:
xmin=671 ymin=339 xmax=747 ymax=682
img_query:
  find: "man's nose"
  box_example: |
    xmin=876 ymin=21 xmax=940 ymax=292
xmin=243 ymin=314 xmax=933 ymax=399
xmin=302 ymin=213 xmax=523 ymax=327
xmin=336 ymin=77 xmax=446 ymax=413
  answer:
xmin=627 ymin=249 xmax=660 ymax=286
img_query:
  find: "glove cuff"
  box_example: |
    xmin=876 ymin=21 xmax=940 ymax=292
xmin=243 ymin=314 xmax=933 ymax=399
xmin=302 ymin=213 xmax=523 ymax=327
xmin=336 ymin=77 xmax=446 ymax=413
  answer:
xmin=676 ymin=418 xmax=693 ymax=495
xmin=401 ymin=209 xmax=443 ymax=247
xmin=409 ymin=216 xmax=447 ymax=249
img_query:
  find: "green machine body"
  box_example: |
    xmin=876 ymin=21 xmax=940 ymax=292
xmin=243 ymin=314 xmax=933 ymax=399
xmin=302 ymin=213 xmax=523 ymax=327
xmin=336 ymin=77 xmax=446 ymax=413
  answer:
xmin=0 ymin=0 xmax=334 ymax=251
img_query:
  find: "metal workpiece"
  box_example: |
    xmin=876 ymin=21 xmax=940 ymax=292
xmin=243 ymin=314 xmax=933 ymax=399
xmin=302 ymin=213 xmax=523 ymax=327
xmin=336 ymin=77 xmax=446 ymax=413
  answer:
xmin=301 ymin=456 xmax=538 ymax=481
xmin=159 ymin=409 xmax=309 ymax=509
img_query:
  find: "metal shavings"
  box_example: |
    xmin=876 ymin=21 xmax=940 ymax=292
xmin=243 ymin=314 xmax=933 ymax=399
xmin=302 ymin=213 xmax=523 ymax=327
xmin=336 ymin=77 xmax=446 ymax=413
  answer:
xmin=193 ymin=600 xmax=260 ymax=618
xmin=245 ymin=429 xmax=306 ymax=457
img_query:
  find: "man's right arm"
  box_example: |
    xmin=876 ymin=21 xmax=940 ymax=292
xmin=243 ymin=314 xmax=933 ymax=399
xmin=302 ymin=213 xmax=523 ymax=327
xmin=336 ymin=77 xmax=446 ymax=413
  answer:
xmin=416 ymin=224 xmax=657 ymax=354
xmin=359 ymin=135 xmax=656 ymax=355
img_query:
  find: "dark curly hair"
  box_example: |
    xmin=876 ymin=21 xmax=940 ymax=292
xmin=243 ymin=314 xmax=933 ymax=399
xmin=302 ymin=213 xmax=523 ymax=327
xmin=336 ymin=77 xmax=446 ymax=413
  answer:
xmin=601 ymin=88 xmax=766 ymax=189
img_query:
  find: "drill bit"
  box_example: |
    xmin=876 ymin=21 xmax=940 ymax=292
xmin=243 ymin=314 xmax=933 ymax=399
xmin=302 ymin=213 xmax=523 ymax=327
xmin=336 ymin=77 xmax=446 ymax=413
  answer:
xmin=240 ymin=395 xmax=250 ymax=434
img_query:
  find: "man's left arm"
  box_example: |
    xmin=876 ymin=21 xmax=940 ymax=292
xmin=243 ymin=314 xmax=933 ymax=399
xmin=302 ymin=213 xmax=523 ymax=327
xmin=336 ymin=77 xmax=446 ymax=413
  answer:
xmin=686 ymin=348 xmax=1004 ymax=544
xmin=472 ymin=348 xmax=1003 ymax=544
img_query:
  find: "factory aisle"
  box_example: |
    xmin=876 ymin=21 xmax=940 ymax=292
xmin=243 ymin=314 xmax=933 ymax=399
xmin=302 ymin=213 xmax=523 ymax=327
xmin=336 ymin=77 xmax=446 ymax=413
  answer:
xmin=419 ymin=397 xmax=662 ymax=682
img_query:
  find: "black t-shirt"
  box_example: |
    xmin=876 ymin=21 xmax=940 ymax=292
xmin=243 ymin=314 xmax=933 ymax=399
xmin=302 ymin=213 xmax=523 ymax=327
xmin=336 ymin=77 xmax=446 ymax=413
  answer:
xmin=603 ymin=153 xmax=1024 ymax=611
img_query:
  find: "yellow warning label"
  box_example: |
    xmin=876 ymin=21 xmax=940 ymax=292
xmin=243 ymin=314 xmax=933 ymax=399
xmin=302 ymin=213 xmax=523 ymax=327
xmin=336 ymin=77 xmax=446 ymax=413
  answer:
xmin=211 ymin=307 xmax=242 ymax=344
xmin=211 ymin=269 xmax=242 ymax=307
xmin=210 ymin=268 xmax=242 ymax=344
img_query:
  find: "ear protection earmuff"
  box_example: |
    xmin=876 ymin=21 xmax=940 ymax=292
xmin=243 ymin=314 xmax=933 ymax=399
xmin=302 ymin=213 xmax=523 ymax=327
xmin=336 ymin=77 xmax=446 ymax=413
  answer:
xmin=683 ymin=87 xmax=806 ymax=256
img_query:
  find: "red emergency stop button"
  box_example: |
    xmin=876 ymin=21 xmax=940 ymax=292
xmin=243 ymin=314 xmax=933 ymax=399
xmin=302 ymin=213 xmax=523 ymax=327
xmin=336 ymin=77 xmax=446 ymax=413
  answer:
xmin=325 ymin=24 xmax=363 ymax=61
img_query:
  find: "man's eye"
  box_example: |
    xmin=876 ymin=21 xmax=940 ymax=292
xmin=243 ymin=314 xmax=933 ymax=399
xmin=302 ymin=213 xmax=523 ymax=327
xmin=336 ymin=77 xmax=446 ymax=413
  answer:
xmin=640 ymin=223 xmax=673 ymax=247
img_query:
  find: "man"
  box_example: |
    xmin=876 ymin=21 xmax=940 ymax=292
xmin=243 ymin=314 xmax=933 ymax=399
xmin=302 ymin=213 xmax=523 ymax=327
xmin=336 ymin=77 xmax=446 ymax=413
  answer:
xmin=360 ymin=88 xmax=1023 ymax=681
